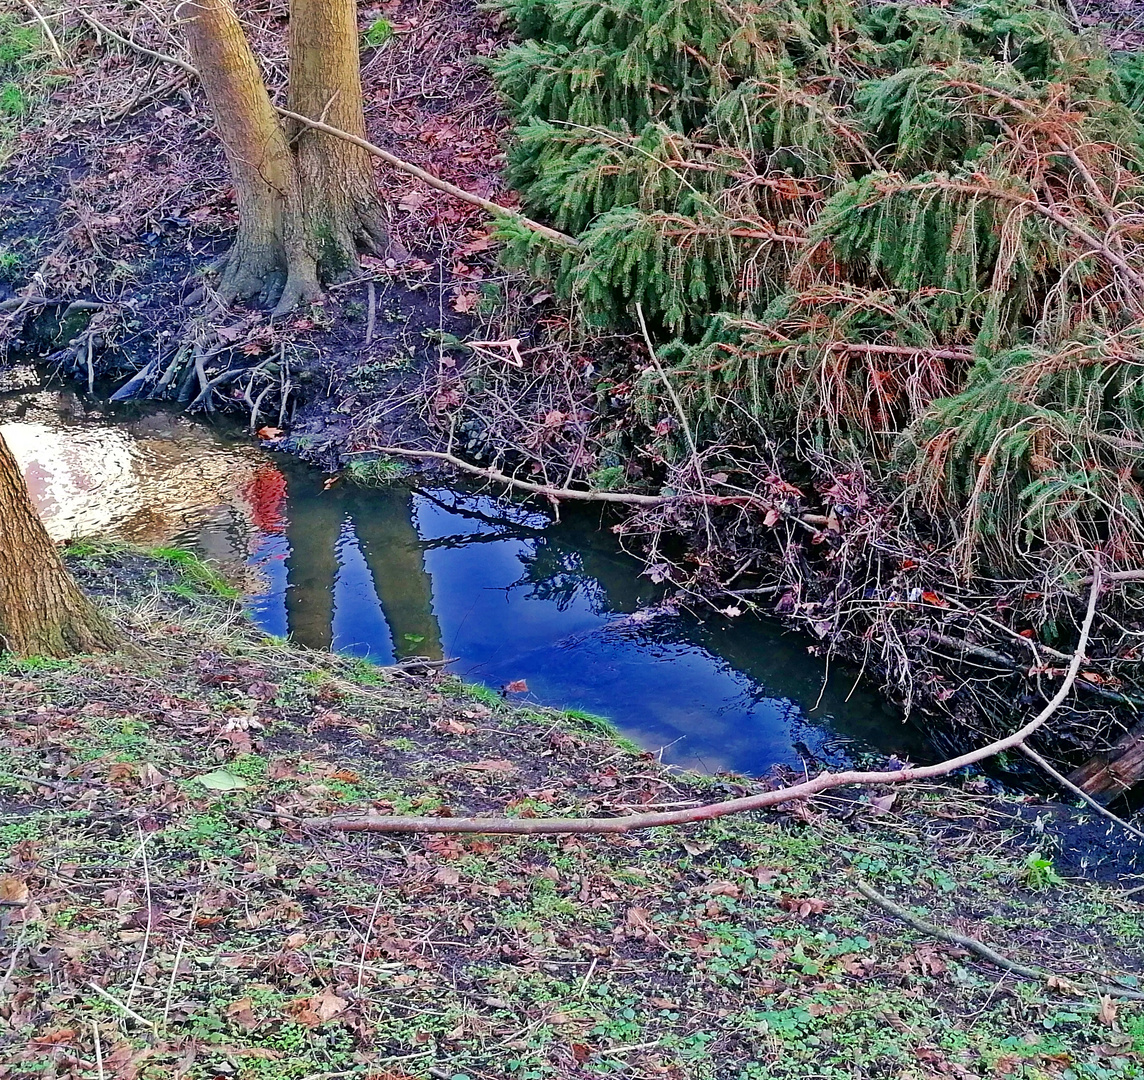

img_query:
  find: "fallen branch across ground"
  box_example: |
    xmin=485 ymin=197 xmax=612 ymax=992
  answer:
xmin=79 ymin=13 xmax=580 ymax=250
xmin=302 ymin=569 xmax=1103 ymax=835
xmin=362 ymin=446 xmax=670 ymax=506
xmin=853 ymin=878 xmax=1144 ymax=1001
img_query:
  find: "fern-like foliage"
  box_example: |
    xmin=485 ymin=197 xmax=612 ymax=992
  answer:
xmin=491 ymin=0 xmax=1144 ymax=573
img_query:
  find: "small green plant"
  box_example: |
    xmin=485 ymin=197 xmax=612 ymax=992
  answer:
xmin=342 ymin=658 xmax=385 ymax=685
xmin=1022 ymin=852 xmax=1063 ymax=891
xmin=343 ymin=456 xmax=410 ymax=487
xmin=363 ymin=17 xmax=394 ymax=47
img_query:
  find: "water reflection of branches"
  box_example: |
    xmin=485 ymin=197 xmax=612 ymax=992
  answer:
xmin=415 ymin=488 xmax=550 ymax=533
xmin=513 ymin=539 xmax=610 ymax=613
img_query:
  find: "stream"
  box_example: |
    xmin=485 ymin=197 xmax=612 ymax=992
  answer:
xmin=0 ymin=376 xmax=933 ymax=777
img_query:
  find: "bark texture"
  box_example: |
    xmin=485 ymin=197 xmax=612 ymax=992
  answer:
xmin=284 ymin=0 xmax=387 ymax=308
xmin=0 ymin=434 xmax=119 ymax=658
xmin=181 ymin=0 xmax=386 ymax=313
xmin=181 ymin=0 xmax=319 ymax=310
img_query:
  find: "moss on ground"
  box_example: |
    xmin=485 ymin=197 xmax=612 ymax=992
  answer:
xmin=0 ymin=552 xmax=1142 ymax=1079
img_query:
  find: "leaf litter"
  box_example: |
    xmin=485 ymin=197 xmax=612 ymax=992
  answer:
xmin=0 ymin=550 xmax=1141 ymax=1077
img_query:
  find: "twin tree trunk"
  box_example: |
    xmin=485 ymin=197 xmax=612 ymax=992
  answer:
xmin=182 ymin=0 xmax=386 ymax=313
xmin=0 ymin=434 xmax=118 ymax=658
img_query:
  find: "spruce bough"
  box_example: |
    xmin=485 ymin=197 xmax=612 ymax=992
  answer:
xmin=490 ymin=0 xmax=1144 ymax=575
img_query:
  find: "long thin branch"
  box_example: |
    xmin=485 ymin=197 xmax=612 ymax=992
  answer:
xmin=273 ymin=107 xmax=579 ymax=249
xmin=367 ymin=446 xmax=669 ymax=506
xmin=23 ymin=0 xmax=65 ymax=63
xmin=1018 ymin=742 xmax=1144 ymax=843
xmin=364 ymin=445 xmax=820 ymax=525
xmin=79 ymin=12 xmax=198 ymax=74
xmin=854 ymin=878 xmax=1144 ymax=1001
xmin=302 ymin=571 xmax=1102 ymax=835
xmin=78 ymin=12 xmax=579 ymax=250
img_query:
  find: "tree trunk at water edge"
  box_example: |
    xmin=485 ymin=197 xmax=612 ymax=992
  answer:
xmin=180 ymin=0 xmax=387 ymax=313
xmin=284 ymin=0 xmax=388 ymax=310
xmin=180 ymin=0 xmax=319 ymax=310
xmin=0 ymin=434 xmax=119 ymax=658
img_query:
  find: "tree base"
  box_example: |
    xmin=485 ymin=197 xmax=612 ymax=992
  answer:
xmin=204 ymin=197 xmax=388 ymax=316
xmin=6 ymin=607 xmax=120 ymax=660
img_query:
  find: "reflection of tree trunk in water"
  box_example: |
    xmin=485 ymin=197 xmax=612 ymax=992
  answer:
xmin=353 ymin=490 xmax=443 ymax=661
xmin=285 ymin=481 xmax=342 ymax=651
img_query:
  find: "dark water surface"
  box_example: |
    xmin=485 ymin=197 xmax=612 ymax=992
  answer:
xmin=1 ymin=380 xmax=931 ymax=776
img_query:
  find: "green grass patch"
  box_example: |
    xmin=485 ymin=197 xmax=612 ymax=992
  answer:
xmin=342 ymin=456 xmax=410 ymax=487
xmin=148 ymin=545 xmax=241 ymax=599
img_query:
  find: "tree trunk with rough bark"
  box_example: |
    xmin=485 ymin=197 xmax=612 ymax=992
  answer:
xmin=180 ymin=0 xmax=387 ymax=313
xmin=284 ymin=0 xmax=387 ymax=309
xmin=0 ymin=434 xmax=119 ymax=658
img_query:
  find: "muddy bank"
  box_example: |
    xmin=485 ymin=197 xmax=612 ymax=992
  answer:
xmin=1 ymin=549 xmax=1143 ymax=1079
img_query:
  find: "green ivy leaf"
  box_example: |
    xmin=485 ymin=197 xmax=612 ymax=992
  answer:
xmin=196 ymin=769 xmax=248 ymax=791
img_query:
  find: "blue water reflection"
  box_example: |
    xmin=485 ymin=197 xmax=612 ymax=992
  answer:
xmin=249 ymin=469 xmax=927 ymax=776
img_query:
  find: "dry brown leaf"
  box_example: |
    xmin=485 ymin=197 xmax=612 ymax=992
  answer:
xmin=0 ymin=875 xmax=29 ymax=905
xmin=312 ymin=986 xmax=348 ymax=1022
xmin=464 ymin=758 xmax=518 ymax=776
xmin=869 ymin=792 xmax=897 ymax=815
xmin=226 ymin=997 xmax=259 ymax=1030
xmin=434 ymin=866 xmax=461 ymax=886
xmin=451 ymin=289 xmax=480 ymax=313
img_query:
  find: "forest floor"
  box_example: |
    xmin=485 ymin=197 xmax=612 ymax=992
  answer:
xmin=0 ymin=549 xmax=1143 ymax=1080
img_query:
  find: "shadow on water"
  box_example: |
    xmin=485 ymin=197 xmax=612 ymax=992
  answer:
xmin=1 ymin=379 xmax=933 ymax=777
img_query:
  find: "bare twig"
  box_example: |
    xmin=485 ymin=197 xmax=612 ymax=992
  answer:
xmin=1018 ymin=743 xmax=1144 ymax=843
xmin=853 ymin=878 xmax=1144 ymax=1000
xmin=301 ymin=571 xmax=1102 ymax=835
xmin=91 ymin=1022 xmax=105 ymax=1080
xmin=85 ymin=980 xmax=157 ymax=1030
xmin=21 ymin=0 xmax=64 ymax=63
